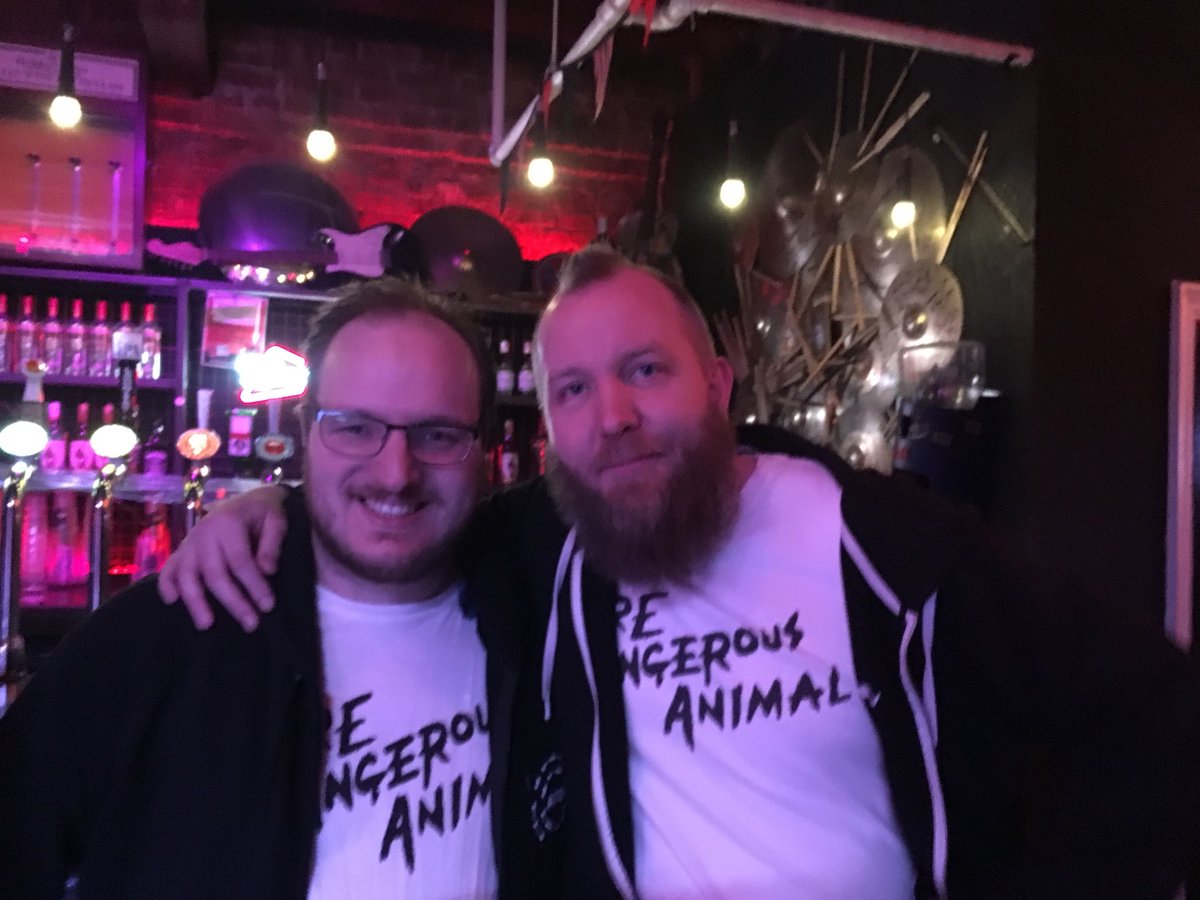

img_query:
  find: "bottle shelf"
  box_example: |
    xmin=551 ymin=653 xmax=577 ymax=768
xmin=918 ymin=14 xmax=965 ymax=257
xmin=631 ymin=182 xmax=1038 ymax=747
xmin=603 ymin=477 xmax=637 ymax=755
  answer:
xmin=496 ymin=393 xmax=539 ymax=409
xmin=25 ymin=470 xmax=296 ymax=500
xmin=0 ymin=372 xmax=178 ymax=390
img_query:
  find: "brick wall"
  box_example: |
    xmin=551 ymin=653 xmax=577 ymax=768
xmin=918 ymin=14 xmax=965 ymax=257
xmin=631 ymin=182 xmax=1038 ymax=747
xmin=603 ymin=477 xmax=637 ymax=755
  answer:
xmin=147 ymin=22 xmax=687 ymax=260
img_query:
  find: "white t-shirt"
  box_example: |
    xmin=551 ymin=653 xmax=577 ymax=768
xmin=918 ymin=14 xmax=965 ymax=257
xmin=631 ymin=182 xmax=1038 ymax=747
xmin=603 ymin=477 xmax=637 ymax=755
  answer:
xmin=617 ymin=454 xmax=915 ymax=899
xmin=308 ymin=582 xmax=496 ymax=900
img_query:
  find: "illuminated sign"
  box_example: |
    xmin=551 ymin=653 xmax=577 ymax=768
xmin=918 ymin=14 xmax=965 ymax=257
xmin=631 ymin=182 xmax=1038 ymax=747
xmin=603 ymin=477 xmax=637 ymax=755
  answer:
xmin=235 ymin=344 xmax=309 ymax=404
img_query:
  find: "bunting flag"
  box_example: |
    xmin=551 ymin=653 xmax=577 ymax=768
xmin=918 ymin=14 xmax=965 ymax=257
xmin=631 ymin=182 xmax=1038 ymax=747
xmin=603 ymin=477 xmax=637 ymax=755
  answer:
xmin=628 ymin=0 xmax=657 ymax=46
xmin=592 ymin=33 xmax=614 ymax=121
xmin=541 ymin=77 xmax=555 ymax=129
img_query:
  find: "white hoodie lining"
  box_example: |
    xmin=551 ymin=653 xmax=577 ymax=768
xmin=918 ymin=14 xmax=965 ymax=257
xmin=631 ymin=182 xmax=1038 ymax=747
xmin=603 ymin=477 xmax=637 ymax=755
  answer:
xmin=921 ymin=592 xmax=939 ymax=746
xmin=844 ymin=520 xmax=948 ymax=897
xmin=841 ymin=523 xmax=903 ymax=615
xmin=567 ymin=551 xmax=638 ymax=900
xmin=542 ymin=528 xmax=577 ymax=721
xmin=900 ymin=611 xmax=948 ymax=898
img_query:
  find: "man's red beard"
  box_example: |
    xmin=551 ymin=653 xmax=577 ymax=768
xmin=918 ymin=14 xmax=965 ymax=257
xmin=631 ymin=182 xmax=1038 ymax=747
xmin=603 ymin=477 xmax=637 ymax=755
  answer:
xmin=545 ymin=408 xmax=741 ymax=586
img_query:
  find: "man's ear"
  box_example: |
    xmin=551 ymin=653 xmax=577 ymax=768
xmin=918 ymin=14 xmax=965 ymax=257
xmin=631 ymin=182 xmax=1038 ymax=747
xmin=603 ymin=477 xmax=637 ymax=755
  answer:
xmin=708 ymin=357 xmax=736 ymax=412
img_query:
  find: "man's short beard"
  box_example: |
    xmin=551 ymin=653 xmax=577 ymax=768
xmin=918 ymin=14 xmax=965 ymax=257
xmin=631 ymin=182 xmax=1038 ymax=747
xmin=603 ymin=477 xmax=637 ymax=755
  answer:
xmin=545 ymin=408 xmax=740 ymax=586
xmin=304 ymin=472 xmax=454 ymax=587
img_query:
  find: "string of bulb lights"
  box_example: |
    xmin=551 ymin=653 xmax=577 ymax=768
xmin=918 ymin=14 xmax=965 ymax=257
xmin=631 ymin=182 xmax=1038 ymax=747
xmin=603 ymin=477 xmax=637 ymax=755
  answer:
xmin=43 ymin=14 xmax=913 ymax=222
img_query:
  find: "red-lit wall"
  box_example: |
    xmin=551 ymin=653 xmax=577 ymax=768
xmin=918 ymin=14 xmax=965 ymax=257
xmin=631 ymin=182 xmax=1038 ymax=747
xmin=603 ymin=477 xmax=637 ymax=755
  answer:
xmin=145 ymin=23 xmax=683 ymax=261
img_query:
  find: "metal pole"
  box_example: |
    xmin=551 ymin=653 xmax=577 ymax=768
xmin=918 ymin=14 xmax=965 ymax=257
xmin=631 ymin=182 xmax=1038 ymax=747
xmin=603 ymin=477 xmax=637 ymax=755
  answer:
xmin=87 ymin=465 xmax=120 ymax=612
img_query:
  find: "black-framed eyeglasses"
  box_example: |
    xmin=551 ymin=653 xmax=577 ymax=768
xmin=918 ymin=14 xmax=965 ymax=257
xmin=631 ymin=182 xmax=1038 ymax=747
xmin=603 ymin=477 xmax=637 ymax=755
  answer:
xmin=314 ymin=409 xmax=479 ymax=465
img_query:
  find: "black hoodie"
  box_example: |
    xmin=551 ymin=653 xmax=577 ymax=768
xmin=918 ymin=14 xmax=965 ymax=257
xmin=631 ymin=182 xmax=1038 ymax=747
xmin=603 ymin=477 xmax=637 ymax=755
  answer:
xmin=471 ymin=425 xmax=1200 ymax=899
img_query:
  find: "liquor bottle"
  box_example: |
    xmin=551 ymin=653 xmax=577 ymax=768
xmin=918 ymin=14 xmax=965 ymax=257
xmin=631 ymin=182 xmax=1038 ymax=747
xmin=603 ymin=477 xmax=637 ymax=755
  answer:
xmin=495 ymin=418 xmax=520 ymax=486
xmin=41 ymin=296 xmax=63 ymax=374
xmin=39 ymin=400 xmax=67 ymax=471
xmin=67 ymin=402 xmax=95 ymax=584
xmin=141 ymin=419 xmax=169 ymax=477
xmin=133 ymin=502 xmax=172 ymax=579
xmin=20 ymin=491 xmax=48 ymax=602
xmin=140 ymin=302 xmax=162 ymax=381
xmin=87 ymin=299 xmax=112 ymax=377
xmin=0 ymin=294 xmax=12 ymax=373
xmin=495 ymin=337 xmax=516 ymax=395
xmin=517 ymin=340 xmax=535 ymax=395
xmin=532 ymin=416 xmax=548 ymax=476
xmin=42 ymin=401 xmax=80 ymax=589
xmin=68 ymin=402 xmax=94 ymax=472
xmin=16 ymin=294 xmax=40 ymax=367
xmin=114 ymin=301 xmax=139 ymax=364
xmin=64 ymin=298 xmax=87 ymax=376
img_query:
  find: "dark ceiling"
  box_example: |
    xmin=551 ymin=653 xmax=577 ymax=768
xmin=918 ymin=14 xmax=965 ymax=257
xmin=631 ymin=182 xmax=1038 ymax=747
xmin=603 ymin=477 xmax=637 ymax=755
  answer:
xmin=4 ymin=0 xmax=1038 ymax=103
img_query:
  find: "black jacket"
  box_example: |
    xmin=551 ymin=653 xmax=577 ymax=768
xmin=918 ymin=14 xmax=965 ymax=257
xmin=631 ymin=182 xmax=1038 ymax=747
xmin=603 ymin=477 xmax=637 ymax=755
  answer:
xmin=473 ymin=426 xmax=1200 ymax=899
xmin=0 ymin=489 xmax=326 ymax=900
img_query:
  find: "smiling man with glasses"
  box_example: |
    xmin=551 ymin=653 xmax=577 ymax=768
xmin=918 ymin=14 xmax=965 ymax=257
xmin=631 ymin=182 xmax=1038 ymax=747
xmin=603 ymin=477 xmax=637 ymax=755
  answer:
xmin=0 ymin=278 xmax=501 ymax=898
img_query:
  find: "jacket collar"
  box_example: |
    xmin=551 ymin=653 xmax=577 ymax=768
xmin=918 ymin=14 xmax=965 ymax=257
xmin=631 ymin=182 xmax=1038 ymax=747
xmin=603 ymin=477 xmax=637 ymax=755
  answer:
xmin=258 ymin=487 xmax=323 ymax=685
xmin=737 ymin=424 xmax=980 ymax=610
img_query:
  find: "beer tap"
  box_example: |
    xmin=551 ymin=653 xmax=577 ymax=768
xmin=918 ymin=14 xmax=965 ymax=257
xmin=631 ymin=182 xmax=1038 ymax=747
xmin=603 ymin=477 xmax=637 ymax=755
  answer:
xmin=85 ymin=346 xmax=140 ymax=611
xmin=255 ymin=398 xmax=294 ymax=484
xmin=233 ymin=344 xmax=308 ymax=485
xmin=0 ymin=361 xmax=49 ymax=713
xmin=176 ymin=388 xmax=220 ymax=531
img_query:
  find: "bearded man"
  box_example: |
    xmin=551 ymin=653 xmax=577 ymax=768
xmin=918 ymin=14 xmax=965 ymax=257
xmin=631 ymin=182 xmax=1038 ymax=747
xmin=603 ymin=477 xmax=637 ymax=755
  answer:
xmin=160 ymin=247 xmax=1200 ymax=899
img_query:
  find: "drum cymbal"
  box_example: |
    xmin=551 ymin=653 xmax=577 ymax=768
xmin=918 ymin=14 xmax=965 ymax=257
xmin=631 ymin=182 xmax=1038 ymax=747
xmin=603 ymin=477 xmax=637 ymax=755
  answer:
xmin=835 ymin=399 xmax=893 ymax=473
xmin=880 ymin=259 xmax=963 ymax=348
xmin=856 ymin=147 xmax=947 ymax=293
xmin=846 ymin=327 xmax=900 ymax=409
xmin=761 ymin=121 xmax=823 ymax=276
xmin=409 ymin=205 xmax=524 ymax=297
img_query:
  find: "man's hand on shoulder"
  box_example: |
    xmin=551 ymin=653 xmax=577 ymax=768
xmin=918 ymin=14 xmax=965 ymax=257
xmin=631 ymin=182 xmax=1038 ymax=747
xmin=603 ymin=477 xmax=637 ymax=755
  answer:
xmin=158 ymin=485 xmax=290 ymax=632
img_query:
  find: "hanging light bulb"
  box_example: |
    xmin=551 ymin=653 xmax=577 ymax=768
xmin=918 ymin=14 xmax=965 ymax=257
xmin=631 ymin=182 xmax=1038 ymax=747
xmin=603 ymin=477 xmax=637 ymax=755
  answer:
xmin=720 ymin=177 xmax=747 ymax=210
xmin=889 ymin=150 xmax=917 ymax=229
xmin=306 ymin=61 xmax=336 ymax=163
xmin=526 ymin=114 xmax=554 ymax=189
xmin=889 ymin=199 xmax=916 ymax=229
xmin=527 ymin=152 xmax=554 ymax=189
xmin=718 ymin=119 xmax=747 ymax=211
xmin=49 ymin=24 xmax=82 ymax=129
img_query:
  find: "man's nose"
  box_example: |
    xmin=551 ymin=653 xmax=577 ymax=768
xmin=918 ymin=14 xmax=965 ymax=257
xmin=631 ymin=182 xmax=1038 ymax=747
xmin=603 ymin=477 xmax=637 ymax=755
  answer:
xmin=597 ymin=379 xmax=638 ymax=436
xmin=372 ymin=428 xmax=423 ymax=486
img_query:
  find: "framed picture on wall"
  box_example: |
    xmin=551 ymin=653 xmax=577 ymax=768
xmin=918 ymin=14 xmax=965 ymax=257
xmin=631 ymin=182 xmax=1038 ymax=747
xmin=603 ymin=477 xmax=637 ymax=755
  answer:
xmin=1166 ymin=280 xmax=1200 ymax=651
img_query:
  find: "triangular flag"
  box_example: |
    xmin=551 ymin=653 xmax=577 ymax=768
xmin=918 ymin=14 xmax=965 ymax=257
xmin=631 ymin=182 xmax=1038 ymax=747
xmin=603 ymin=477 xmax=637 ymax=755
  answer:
xmin=541 ymin=77 xmax=555 ymax=128
xmin=593 ymin=33 xmax=614 ymax=121
xmin=628 ymin=0 xmax=657 ymax=46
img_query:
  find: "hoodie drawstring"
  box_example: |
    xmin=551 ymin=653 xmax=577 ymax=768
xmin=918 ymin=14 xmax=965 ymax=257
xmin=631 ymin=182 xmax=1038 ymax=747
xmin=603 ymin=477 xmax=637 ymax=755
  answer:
xmin=541 ymin=529 xmax=636 ymax=899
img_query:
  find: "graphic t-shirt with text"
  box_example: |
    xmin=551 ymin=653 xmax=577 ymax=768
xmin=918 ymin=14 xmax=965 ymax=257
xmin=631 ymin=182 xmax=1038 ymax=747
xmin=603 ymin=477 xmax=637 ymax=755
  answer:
xmin=618 ymin=453 xmax=915 ymax=899
xmin=308 ymin=582 xmax=495 ymax=900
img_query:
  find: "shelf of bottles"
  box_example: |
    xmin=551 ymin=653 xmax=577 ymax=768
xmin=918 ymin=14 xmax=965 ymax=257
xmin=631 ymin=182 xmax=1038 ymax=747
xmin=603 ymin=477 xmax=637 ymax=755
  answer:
xmin=483 ymin=313 xmax=546 ymax=489
xmin=0 ymin=266 xmax=185 ymax=611
xmin=0 ymin=268 xmax=549 ymax=620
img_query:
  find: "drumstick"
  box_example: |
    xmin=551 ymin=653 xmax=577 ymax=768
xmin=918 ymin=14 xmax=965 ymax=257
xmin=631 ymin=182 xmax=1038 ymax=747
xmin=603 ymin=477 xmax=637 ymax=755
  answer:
xmin=858 ymin=44 xmax=874 ymax=134
xmin=938 ymin=132 xmax=987 ymax=263
xmin=852 ymin=91 xmax=930 ymax=172
xmin=859 ymin=48 xmax=919 ymax=157
xmin=844 ymin=245 xmax=867 ymax=330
